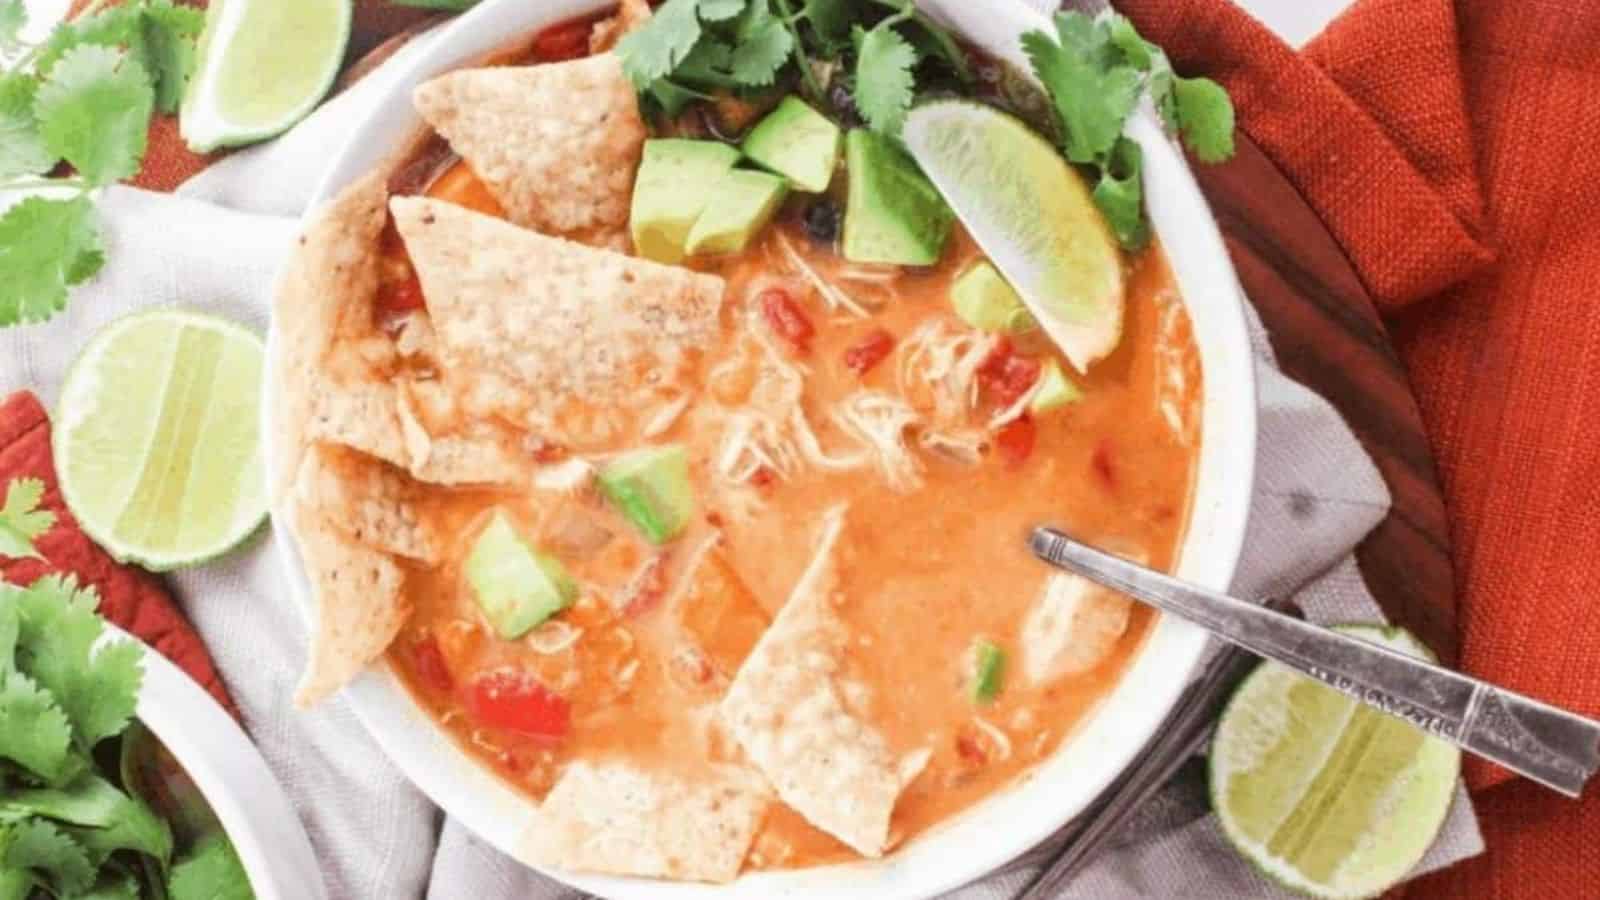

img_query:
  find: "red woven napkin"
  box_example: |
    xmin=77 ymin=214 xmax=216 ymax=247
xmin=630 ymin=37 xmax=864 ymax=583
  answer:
xmin=0 ymin=391 xmax=235 ymax=713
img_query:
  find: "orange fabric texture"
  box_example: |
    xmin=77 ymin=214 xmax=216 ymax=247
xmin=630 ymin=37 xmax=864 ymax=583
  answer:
xmin=99 ymin=0 xmax=1600 ymax=893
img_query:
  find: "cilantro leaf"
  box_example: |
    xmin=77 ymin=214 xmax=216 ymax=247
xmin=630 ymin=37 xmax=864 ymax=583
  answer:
xmin=0 ymin=868 xmax=32 ymax=900
xmin=617 ymin=0 xmax=703 ymax=89
xmin=13 ymin=577 xmax=144 ymax=750
xmin=0 ymin=196 xmax=105 ymax=328
xmin=852 ymin=24 xmax=915 ymax=137
xmin=672 ymin=38 xmax=738 ymax=90
xmin=167 ymin=837 xmax=252 ymax=900
xmin=0 ymin=477 xmax=54 ymax=561
xmin=802 ymin=0 xmax=852 ymax=55
xmin=0 ymin=0 xmax=25 ymax=55
xmin=139 ymin=1 xmax=205 ymax=114
xmin=2 ymin=818 xmax=95 ymax=896
xmin=74 ymin=873 xmax=142 ymax=900
xmin=35 ymin=44 xmax=154 ymax=188
xmin=1172 ymin=75 xmax=1234 ymax=163
xmin=729 ymin=3 xmax=793 ymax=87
xmin=0 ymin=75 xmax=54 ymax=180
xmin=1021 ymin=17 xmax=1140 ymax=165
xmin=697 ymin=0 xmax=745 ymax=22
xmin=1093 ymin=136 xmax=1147 ymax=250
xmin=0 ymin=668 xmax=73 ymax=780
xmin=34 ymin=5 xmax=146 ymax=77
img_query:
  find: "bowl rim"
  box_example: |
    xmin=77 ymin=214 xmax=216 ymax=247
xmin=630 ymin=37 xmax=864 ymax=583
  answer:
xmin=119 ymin=626 xmax=328 ymax=900
xmin=261 ymin=1 xmax=1258 ymax=896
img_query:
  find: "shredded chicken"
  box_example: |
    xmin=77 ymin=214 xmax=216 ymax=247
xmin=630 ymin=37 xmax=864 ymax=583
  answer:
xmin=971 ymin=716 xmax=1014 ymax=763
xmin=897 ymin=320 xmax=997 ymax=428
xmin=525 ymin=621 xmax=584 ymax=655
xmin=831 ymin=391 xmax=923 ymax=492
xmin=775 ymin=231 xmax=872 ymax=317
xmin=1155 ymin=292 xmax=1199 ymax=446
xmin=642 ymin=394 xmax=691 ymax=438
xmin=919 ymin=428 xmax=988 ymax=465
xmin=533 ymin=457 xmax=596 ymax=494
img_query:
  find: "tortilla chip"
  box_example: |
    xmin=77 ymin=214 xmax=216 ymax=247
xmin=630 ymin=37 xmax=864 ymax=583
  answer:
xmin=719 ymin=507 xmax=908 ymax=858
xmin=271 ymin=171 xmax=391 ymax=499
xmin=293 ymin=444 xmax=438 ymax=563
xmin=412 ymin=53 xmax=645 ymax=243
xmin=389 ymin=196 xmax=724 ymax=444
xmin=674 ymin=538 xmax=769 ymax=681
xmin=393 ymin=381 xmax=525 ymax=486
xmin=523 ymin=760 xmax=767 ymax=883
xmin=291 ymin=503 xmax=410 ymax=708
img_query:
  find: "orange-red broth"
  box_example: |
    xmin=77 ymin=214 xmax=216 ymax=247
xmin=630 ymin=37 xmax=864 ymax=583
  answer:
xmin=378 ymin=26 xmax=1201 ymax=876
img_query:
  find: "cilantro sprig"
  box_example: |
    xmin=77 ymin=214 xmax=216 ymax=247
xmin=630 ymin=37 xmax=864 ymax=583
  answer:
xmin=1023 ymin=12 xmax=1235 ymax=249
xmin=617 ymin=0 xmax=968 ymax=129
xmin=0 ymin=0 xmax=203 ymax=329
xmin=0 ymin=477 xmax=55 ymax=561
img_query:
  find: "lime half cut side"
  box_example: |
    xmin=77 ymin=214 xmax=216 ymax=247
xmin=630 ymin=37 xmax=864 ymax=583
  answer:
xmin=55 ymin=310 xmax=268 ymax=571
xmin=1210 ymin=625 xmax=1461 ymax=900
xmin=179 ymin=0 xmax=352 ymax=152
xmin=902 ymin=100 xmax=1126 ymax=374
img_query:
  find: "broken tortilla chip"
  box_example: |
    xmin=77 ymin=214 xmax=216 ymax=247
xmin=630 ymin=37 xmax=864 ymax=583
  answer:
xmin=271 ymin=171 xmax=391 ymax=499
xmin=293 ymin=443 xmax=439 ymax=564
xmin=412 ymin=53 xmax=645 ymax=244
xmin=719 ymin=507 xmax=911 ymax=858
xmin=291 ymin=503 xmax=410 ymax=708
xmin=522 ymin=760 xmax=767 ymax=883
xmin=389 ymin=196 xmax=724 ymax=446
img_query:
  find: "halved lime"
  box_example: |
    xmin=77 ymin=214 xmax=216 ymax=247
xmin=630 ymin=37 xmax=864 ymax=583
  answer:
xmin=1210 ymin=625 xmax=1461 ymax=899
xmin=179 ymin=0 xmax=351 ymax=152
xmin=902 ymin=100 xmax=1125 ymax=374
xmin=55 ymin=310 xmax=267 ymax=571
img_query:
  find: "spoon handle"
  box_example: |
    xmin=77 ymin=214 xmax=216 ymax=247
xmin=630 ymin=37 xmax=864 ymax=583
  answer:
xmin=1030 ymin=528 xmax=1600 ymax=798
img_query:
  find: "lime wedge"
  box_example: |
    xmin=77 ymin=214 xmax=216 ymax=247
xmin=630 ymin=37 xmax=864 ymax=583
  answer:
xmin=55 ymin=310 xmax=268 ymax=571
xmin=902 ymin=100 xmax=1125 ymax=373
xmin=179 ymin=0 xmax=351 ymax=152
xmin=1210 ymin=625 xmax=1461 ymax=899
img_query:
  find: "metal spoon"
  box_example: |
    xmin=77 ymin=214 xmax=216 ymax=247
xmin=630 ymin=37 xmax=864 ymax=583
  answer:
xmin=1030 ymin=527 xmax=1600 ymax=798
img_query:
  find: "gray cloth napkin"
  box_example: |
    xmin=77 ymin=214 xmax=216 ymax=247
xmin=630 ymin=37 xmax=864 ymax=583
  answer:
xmin=0 ymin=28 xmax=1481 ymax=900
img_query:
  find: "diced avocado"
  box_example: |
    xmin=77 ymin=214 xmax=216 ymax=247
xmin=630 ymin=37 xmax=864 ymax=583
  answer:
xmin=466 ymin=510 xmax=577 ymax=640
xmin=969 ymin=638 xmax=1006 ymax=704
xmin=742 ymin=96 xmax=842 ymax=193
xmin=951 ymin=261 xmax=1037 ymax=334
xmin=598 ymin=445 xmax=695 ymax=545
xmin=843 ymin=129 xmax=954 ymax=266
xmin=685 ymin=170 xmax=789 ymax=257
xmin=631 ymin=139 xmax=741 ymax=264
xmin=1031 ymin=359 xmax=1083 ymax=413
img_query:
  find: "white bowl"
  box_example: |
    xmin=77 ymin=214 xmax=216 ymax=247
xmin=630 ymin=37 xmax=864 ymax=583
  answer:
xmin=264 ymin=1 xmax=1258 ymax=896
xmin=119 ymin=627 xmax=327 ymax=900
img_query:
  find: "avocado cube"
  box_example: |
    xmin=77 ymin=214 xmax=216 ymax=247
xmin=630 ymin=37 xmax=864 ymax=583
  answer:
xmin=951 ymin=261 xmax=1037 ymax=334
xmin=686 ymin=170 xmax=789 ymax=257
xmin=1031 ymin=359 xmax=1083 ymax=413
xmin=969 ymin=638 xmax=1006 ymax=704
xmin=742 ymin=96 xmax=842 ymax=193
xmin=598 ymin=445 xmax=695 ymax=545
xmin=631 ymin=139 xmax=741 ymax=264
xmin=843 ymin=129 xmax=954 ymax=266
xmin=466 ymin=511 xmax=577 ymax=640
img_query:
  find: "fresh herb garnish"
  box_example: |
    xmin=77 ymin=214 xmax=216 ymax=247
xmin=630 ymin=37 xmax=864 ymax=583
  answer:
xmin=0 ymin=0 xmax=203 ymax=329
xmin=1023 ymin=11 xmax=1235 ymax=249
xmin=167 ymin=836 xmax=253 ymax=900
xmin=617 ymin=0 xmax=968 ymax=128
xmin=0 ymin=477 xmax=55 ymax=561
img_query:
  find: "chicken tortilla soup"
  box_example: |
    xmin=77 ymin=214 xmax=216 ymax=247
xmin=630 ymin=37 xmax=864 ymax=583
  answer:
xmin=272 ymin=3 xmax=1202 ymax=885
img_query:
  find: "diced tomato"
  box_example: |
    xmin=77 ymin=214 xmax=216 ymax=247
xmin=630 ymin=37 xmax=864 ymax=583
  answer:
xmin=955 ymin=732 xmax=989 ymax=766
xmin=843 ymin=328 xmax=895 ymax=376
xmin=532 ymin=19 xmax=592 ymax=62
xmin=528 ymin=439 xmax=568 ymax=464
xmin=1091 ymin=439 xmax=1118 ymax=490
xmin=995 ymin=417 xmax=1037 ymax=468
xmin=976 ymin=338 xmax=1042 ymax=408
xmin=748 ymin=466 xmax=777 ymax=489
xmin=380 ymin=272 xmax=425 ymax=317
xmin=465 ymin=670 xmax=571 ymax=741
xmin=758 ymin=289 xmax=815 ymax=354
xmin=410 ymin=636 xmax=454 ymax=694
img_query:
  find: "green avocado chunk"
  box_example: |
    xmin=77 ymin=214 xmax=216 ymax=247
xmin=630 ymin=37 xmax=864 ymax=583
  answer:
xmin=742 ymin=96 xmax=843 ymax=193
xmin=951 ymin=261 xmax=1037 ymax=334
xmin=466 ymin=510 xmax=577 ymax=640
xmin=631 ymin=139 xmax=741 ymax=264
xmin=1031 ymin=359 xmax=1083 ymax=413
xmin=686 ymin=169 xmax=789 ymax=256
xmin=969 ymin=638 xmax=1006 ymax=704
xmin=598 ymin=445 xmax=695 ymax=545
xmin=843 ymin=129 xmax=954 ymax=266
